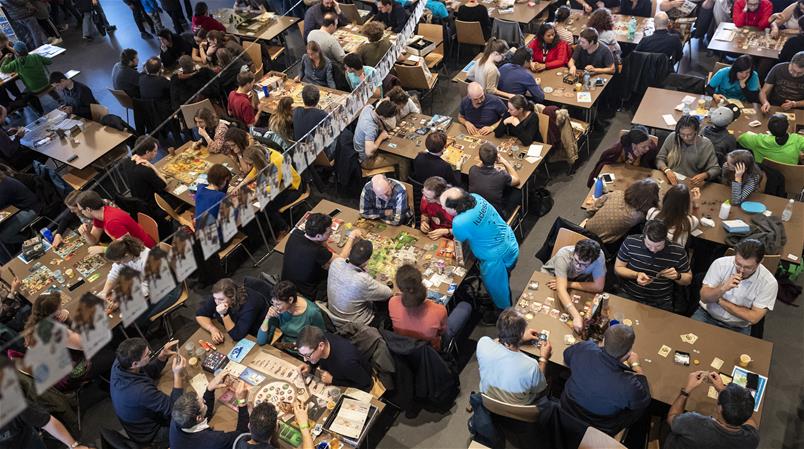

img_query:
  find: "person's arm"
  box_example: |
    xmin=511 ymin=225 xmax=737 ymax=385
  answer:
xmin=226 ymin=298 xmax=259 ymax=340
xmin=555 ymin=276 xmax=584 ymax=332
xmin=759 ymin=82 xmax=774 ymax=111
xmin=458 ymin=113 xmax=479 ymax=135
xmin=667 ymin=371 xmax=707 ymax=425
xmin=655 ymin=136 xmax=671 ymax=172
xmin=359 ymin=187 xmax=382 ymax=220
xmin=730 ymin=173 xmax=759 ymax=205
xmin=364 ymin=130 xmax=388 ymax=158
xmin=592 ymin=62 xmax=616 ymax=75
xmin=614 ymin=257 xmax=653 ymax=287
xmin=335 ymin=230 xmax=363 ymax=261
xmin=195 ymin=299 xmax=227 ymax=343
xmin=83 ymin=224 xmax=104 ymax=245
xmin=493 ymin=116 xmax=508 ymax=138
xmin=498 ymin=155 xmax=521 ymax=187
xmin=567 ymin=54 xmax=578 ymax=75
xmin=42 ymin=415 xmax=88 ymax=449
xmin=257 ymin=309 xmax=280 ymax=345
xmin=382 ymin=188 xmax=407 ymax=226
xmin=325 ymin=62 xmax=336 ymax=89
xmin=514 ymin=113 xmax=540 ymax=145
xmin=546 ymin=42 xmax=571 ymax=69
xmin=715 ymin=298 xmax=769 ymax=324
xmin=701 ymin=141 xmax=721 ymax=180
xmin=525 ymin=78 xmax=545 ymax=103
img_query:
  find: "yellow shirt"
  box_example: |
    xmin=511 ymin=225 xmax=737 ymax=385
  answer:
xmin=268 ymin=149 xmax=301 ymax=190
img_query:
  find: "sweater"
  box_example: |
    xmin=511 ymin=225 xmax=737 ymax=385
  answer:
xmin=528 ymin=38 xmax=572 ymax=69
xmin=494 ymin=111 xmax=541 ymax=145
xmin=585 ymin=190 xmax=646 ymax=244
xmin=732 ymin=0 xmax=773 ymax=28
xmin=256 ymin=298 xmax=326 ymax=345
xmin=195 ymin=286 xmax=268 ymax=341
xmin=326 ymin=258 xmax=392 ymax=326
xmin=656 ymin=133 xmax=721 ymax=179
xmin=169 ymin=390 xmax=250 ymax=449
xmin=0 ymin=54 xmax=52 ymax=93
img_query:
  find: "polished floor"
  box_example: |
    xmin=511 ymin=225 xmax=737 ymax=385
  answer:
xmin=21 ymin=1 xmax=804 ymax=448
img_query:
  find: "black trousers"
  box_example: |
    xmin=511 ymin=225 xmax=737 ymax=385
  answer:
xmin=127 ymin=0 xmax=155 ymax=33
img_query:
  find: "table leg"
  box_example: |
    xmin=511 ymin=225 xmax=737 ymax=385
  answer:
xmin=252 ymin=210 xmax=277 ymax=266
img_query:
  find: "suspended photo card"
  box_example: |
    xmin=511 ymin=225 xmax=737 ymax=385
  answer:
xmin=144 ymin=247 xmax=177 ymax=304
xmin=0 ymin=360 xmax=27 ymax=428
xmin=281 ymin=154 xmax=294 ymax=189
xmin=255 ymin=170 xmax=271 ymax=211
xmin=218 ymin=198 xmax=238 ymax=244
xmin=115 ymin=267 xmax=149 ymax=327
xmin=266 ymin=163 xmax=282 ymax=200
xmin=23 ymin=319 xmax=74 ymax=395
xmin=291 ymin=144 xmax=309 ymax=174
xmin=73 ymin=293 xmax=112 ymax=360
xmin=169 ymin=228 xmax=197 ymax=283
xmin=236 ymin=186 xmax=256 ymax=227
xmin=198 ymin=213 xmax=221 ymax=260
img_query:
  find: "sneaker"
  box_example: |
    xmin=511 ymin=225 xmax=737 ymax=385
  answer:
xmin=141 ymin=31 xmax=154 ymax=39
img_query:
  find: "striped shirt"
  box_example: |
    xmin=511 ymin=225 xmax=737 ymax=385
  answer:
xmin=617 ymin=235 xmax=690 ymax=311
xmin=729 ymin=172 xmax=761 ymax=206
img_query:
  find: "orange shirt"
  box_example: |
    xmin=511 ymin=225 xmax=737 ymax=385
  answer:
xmin=388 ymin=293 xmax=447 ymax=350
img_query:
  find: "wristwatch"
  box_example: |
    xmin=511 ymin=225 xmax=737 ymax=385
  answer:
xmin=69 ymin=442 xmax=80 ymax=448
xmin=629 ymin=362 xmax=640 ymax=369
xmin=679 ymin=388 xmax=690 ymax=397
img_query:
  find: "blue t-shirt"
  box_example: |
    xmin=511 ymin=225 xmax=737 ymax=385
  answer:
xmin=353 ymin=105 xmax=379 ymax=162
xmin=194 ymin=184 xmax=225 ymax=221
xmin=476 ymin=336 xmax=546 ymax=404
xmin=459 ymin=94 xmax=507 ymax=128
xmin=452 ymin=194 xmax=518 ymax=262
xmin=707 ymin=67 xmax=760 ymax=101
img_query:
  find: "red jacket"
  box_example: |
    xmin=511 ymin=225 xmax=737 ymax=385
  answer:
xmin=192 ymin=15 xmax=226 ymax=32
xmin=732 ymin=0 xmax=773 ymax=28
xmin=528 ymin=38 xmax=572 ymax=70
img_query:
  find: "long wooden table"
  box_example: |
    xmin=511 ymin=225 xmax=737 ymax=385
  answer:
xmin=19 ymin=110 xmax=131 ymax=170
xmin=582 ymin=164 xmax=804 ymax=264
xmin=274 ymin=200 xmax=470 ymax=298
xmin=257 ymin=75 xmax=349 ymax=115
xmin=518 ymin=271 xmax=773 ymax=424
xmin=633 ymin=87 xmax=802 ymax=135
xmin=564 ymin=9 xmax=654 ymax=45
xmin=708 ymin=22 xmax=792 ymax=60
xmin=215 ymin=9 xmax=301 ymax=42
xmin=158 ymin=327 xmax=386 ymax=448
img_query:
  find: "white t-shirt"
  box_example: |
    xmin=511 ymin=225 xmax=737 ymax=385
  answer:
xmin=701 ymin=256 xmax=777 ymax=327
xmin=107 ymin=248 xmax=150 ymax=298
xmin=646 ymin=207 xmax=700 ymax=247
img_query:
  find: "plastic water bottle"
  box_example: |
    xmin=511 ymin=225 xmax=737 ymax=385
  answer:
xmin=593 ymin=177 xmax=604 ymax=198
xmin=628 ymin=17 xmax=637 ymax=41
xmin=719 ymin=200 xmax=731 ymax=220
xmin=781 ymin=199 xmax=794 ymax=222
xmin=583 ymin=71 xmax=591 ymax=91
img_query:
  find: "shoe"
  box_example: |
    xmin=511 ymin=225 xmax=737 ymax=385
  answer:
xmin=47 ymin=37 xmax=62 ymax=45
xmin=141 ymin=31 xmax=154 ymax=39
xmin=106 ymin=25 xmax=117 ymax=32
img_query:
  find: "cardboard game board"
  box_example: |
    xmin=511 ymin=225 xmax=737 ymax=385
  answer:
xmin=162 ymin=147 xmax=212 ymax=185
xmin=51 ymin=231 xmax=84 ymax=259
xmin=21 ymin=263 xmax=55 ymax=297
xmin=74 ymin=254 xmax=106 ymax=279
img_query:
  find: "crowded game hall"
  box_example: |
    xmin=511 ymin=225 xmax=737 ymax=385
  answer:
xmin=0 ymin=0 xmax=802 ymax=447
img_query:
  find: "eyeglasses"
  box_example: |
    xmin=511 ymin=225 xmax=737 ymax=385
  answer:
xmin=298 ymin=347 xmax=317 ymax=360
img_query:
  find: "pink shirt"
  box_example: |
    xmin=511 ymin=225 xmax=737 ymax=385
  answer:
xmin=388 ymin=294 xmax=447 ymax=350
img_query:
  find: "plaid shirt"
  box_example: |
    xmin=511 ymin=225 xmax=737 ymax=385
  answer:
xmin=359 ymin=179 xmax=411 ymax=226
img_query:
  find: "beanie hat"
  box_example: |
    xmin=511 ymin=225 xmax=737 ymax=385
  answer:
xmin=710 ymin=106 xmax=735 ymax=128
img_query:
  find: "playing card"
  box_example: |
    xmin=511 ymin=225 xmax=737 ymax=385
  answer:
xmin=658 ymin=345 xmax=672 ymax=357
xmin=710 ymin=357 xmax=724 ymax=370
xmin=707 ymin=386 xmax=719 ymax=399
xmin=686 ymin=333 xmax=698 ymax=344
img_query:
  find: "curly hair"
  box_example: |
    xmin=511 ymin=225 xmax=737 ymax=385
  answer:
xmin=624 ymin=178 xmax=660 ymax=214
xmin=212 ymin=278 xmax=248 ymax=311
xmin=588 ymin=8 xmax=614 ymax=32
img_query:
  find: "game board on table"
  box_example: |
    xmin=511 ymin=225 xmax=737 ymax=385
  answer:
xmin=364 ymin=231 xmax=425 ymax=282
xmin=334 ymin=28 xmax=370 ymax=53
xmin=51 ymin=231 xmax=84 ymax=259
xmin=246 ymin=350 xmax=338 ymax=403
xmin=74 ymin=254 xmax=106 ymax=278
xmin=161 ymin=148 xmax=212 ymax=185
xmin=21 ymin=263 xmax=56 ymax=297
xmin=262 ymin=80 xmax=345 ymax=112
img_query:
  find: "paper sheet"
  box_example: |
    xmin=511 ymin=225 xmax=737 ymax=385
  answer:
xmin=527 ymin=144 xmax=543 ymax=158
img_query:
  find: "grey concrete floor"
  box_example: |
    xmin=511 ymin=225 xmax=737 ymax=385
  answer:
xmin=34 ymin=2 xmax=804 ymax=448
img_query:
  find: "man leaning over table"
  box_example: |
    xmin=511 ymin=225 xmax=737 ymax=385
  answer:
xmin=759 ymin=52 xmax=804 ymax=112
xmin=696 ymin=238 xmax=778 ymax=335
xmin=459 ymin=82 xmax=507 ymax=137
xmin=663 ymin=371 xmax=759 ymax=449
xmin=110 ymin=338 xmax=184 ymax=449
xmin=354 ymin=101 xmax=410 ymax=181
xmin=296 ymin=325 xmax=373 ymax=391
xmin=541 ymin=239 xmax=606 ymax=333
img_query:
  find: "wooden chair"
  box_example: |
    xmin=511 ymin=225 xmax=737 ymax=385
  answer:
xmin=179 ymin=98 xmax=215 ymax=130
xmin=361 ymin=165 xmax=396 ymax=179
xmin=579 ymin=426 xmax=627 ymax=449
xmin=706 ymin=62 xmax=731 ymax=84
xmin=108 ymin=89 xmax=134 ymax=124
xmin=149 ymin=280 xmax=190 ymax=338
xmin=537 ymin=111 xmax=550 ymax=146
xmin=90 ymin=103 xmax=108 ymax=122
xmin=417 ymin=23 xmax=445 ymax=71
xmin=278 ymin=184 xmax=312 ymax=227
xmin=761 ymin=158 xmax=803 ymax=199
xmin=401 ymin=181 xmax=415 ymax=223
xmin=154 ymin=193 xmax=195 ymax=230
xmin=137 ymin=212 xmax=160 ymax=243
xmin=724 ymin=248 xmax=781 ymax=275
xmin=252 ymin=62 xmax=265 ymax=79
xmin=506 ymin=205 xmax=524 ymax=242
xmin=243 ymin=41 xmax=263 ymax=71
xmin=393 ymin=63 xmax=438 ymax=111
xmin=62 ymin=166 xmax=98 ymax=190
xmin=552 ymin=227 xmax=589 ymax=257
xmin=480 ymin=393 xmax=540 ymax=423
xmin=455 ymin=20 xmax=486 ymax=63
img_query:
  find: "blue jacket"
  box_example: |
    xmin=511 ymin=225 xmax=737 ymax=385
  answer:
xmin=140 ymin=0 xmax=159 ymax=14
xmin=109 ymin=358 xmax=183 ymax=445
xmin=169 ymin=390 xmax=250 ymax=449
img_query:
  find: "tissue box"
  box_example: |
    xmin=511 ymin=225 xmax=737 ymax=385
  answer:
xmin=406 ymin=36 xmax=435 ymax=56
xmin=722 ymin=219 xmax=750 ymax=234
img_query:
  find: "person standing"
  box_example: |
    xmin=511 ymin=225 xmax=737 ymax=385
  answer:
xmin=441 ymin=188 xmax=519 ymax=314
xmin=125 ymin=0 xmax=157 ymax=39
xmin=112 ymin=49 xmax=141 ymax=98
xmin=0 ymin=0 xmax=47 ymax=48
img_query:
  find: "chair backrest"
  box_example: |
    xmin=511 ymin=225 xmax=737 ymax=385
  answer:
xmin=393 ymin=63 xmax=432 ymax=90
xmin=253 ymin=62 xmax=264 ymax=79
xmin=480 ymin=393 xmax=540 ymax=423
xmin=761 ymin=158 xmax=803 ymax=198
xmin=157 ymin=241 xmax=172 ymax=253
xmin=244 ymin=41 xmax=263 ymax=72
xmin=339 ymin=2 xmax=361 ymax=24
xmin=417 ymin=23 xmax=444 ymax=55
xmin=707 ymin=62 xmax=731 ymax=83
xmin=455 ymin=20 xmax=486 ymax=46
xmin=137 ymin=212 xmax=160 ymax=243
xmin=154 ymin=193 xmax=181 ymax=222
xmin=552 ymin=227 xmax=588 ymax=257
xmin=90 ymin=103 xmax=109 ymax=122
xmin=400 ymin=181 xmax=415 ymax=215
xmin=179 ymin=98 xmax=215 ymax=130
xmin=109 ymin=89 xmax=134 ymax=110
xmin=578 ymin=426 xmax=627 ymax=449
xmin=724 ymin=248 xmax=781 ymax=274
xmin=536 ymin=111 xmax=549 ymax=145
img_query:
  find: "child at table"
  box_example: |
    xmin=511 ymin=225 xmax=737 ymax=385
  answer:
xmin=721 ymin=149 xmax=764 ymax=205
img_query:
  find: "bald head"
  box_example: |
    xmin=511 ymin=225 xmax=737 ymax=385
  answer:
xmin=371 ymin=175 xmax=392 ymax=199
xmin=440 ymin=187 xmax=463 ymax=208
xmin=654 ymin=12 xmax=669 ymax=30
xmin=440 ymin=187 xmax=475 ymax=215
xmin=467 ymin=82 xmax=484 ymax=99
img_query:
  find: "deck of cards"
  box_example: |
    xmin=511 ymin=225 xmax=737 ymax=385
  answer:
xmin=680 ymin=333 xmax=698 ymax=344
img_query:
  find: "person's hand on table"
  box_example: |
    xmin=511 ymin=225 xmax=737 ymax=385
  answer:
xmin=171 ymin=354 xmax=187 ymax=376
xmin=59 ymin=105 xmax=73 ymax=115
xmin=420 ymin=219 xmax=431 ymax=233
xmin=292 ymin=399 xmax=310 ymax=429
xmin=378 ymin=130 xmax=389 ymax=141
xmin=464 ymin=121 xmax=479 ymax=135
xmin=298 ymin=364 xmax=311 ymax=376
xmin=349 ymin=229 xmax=363 ymax=240
xmin=689 ymin=173 xmax=707 ymax=188
xmin=209 ymin=327 xmax=226 ymax=344
xmin=760 ymin=101 xmax=771 ymax=113
xmin=12 ymin=127 xmax=25 ymax=137
xmin=658 ymin=267 xmax=679 ymax=281
xmin=427 ymin=228 xmax=450 ymax=240
xmin=708 ymin=371 xmax=726 ymax=392
xmin=781 ymin=99 xmax=797 ymax=110
xmin=712 ymin=93 xmax=725 ymax=105
xmin=104 ymin=299 xmax=119 ymax=314
xmin=530 ymin=61 xmax=545 ymax=72
xmin=584 ymin=65 xmax=595 ymax=73
xmin=636 ymin=272 xmax=653 ymax=286
xmin=235 ymin=379 xmax=250 ymax=401
xmin=87 ymin=245 xmax=106 ymax=256
xmin=158 ymin=339 xmax=179 ymax=361
xmin=572 ymin=315 xmax=583 ymax=334
xmin=690 ymin=187 xmax=701 ymax=208
xmin=539 ymin=340 xmax=553 ymax=360
xmin=664 ymin=169 xmax=678 ymax=185
xmin=734 ymin=162 xmax=746 ymax=183
xmin=319 ymin=370 xmax=333 ymax=385
xmin=684 ymin=370 xmax=708 ymax=393
xmin=51 ymin=233 xmax=63 ymax=248
xmin=207 ymin=371 xmax=230 ymax=392
xmin=546 ymin=278 xmax=557 ymax=290
xmin=522 ymin=328 xmax=539 ymax=343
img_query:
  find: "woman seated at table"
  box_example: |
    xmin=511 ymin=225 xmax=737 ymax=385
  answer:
xmin=297 ymin=41 xmax=335 ymax=89
xmin=24 ymin=292 xmax=115 ymax=391
xmin=493 ymin=95 xmax=542 ymax=146
xmin=191 ymin=28 xmax=209 ymax=65
xmin=646 ymin=183 xmax=701 ymax=247
xmin=194 ymin=163 xmax=231 ymax=224
xmin=193 ymin=107 xmax=229 ymax=154
xmin=467 ymin=38 xmax=509 ymax=96
xmin=585 ymin=178 xmax=659 ymax=244
xmin=721 ymin=149 xmax=764 ymax=205
xmin=554 ymin=6 xmax=575 ymax=43
xmin=386 ymin=86 xmax=421 ymax=119
xmin=420 ymin=176 xmax=453 ymax=240
xmin=770 ymin=0 xmax=803 ymax=37
xmin=240 ymin=144 xmax=302 ymax=233
xmin=256 ymin=280 xmax=325 ymax=347
xmin=656 ymin=115 xmax=721 ymax=187
xmin=706 ymin=55 xmax=760 ymax=103
xmin=259 ymin=96 xmax=294 ymax=150
xmin=737 ymin=113 xmax=804 ymax=165
xmin=195 ymin=278 xmax=268 ymax=344
xmin=568 ymin=28 xmax=616 ymax=76
xmin=587 ymin=8 xmax=622 ymax=63
xmin=528 ymin=22 xmax=572 ymax=72
xmin=454 ymin=0 xmax=492 ymax=40
xmin=587 ymin=126 xmax=658 ymax=187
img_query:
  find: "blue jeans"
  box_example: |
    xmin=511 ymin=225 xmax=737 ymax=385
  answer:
xmin=136 ymin=285 xmax=182 ymax=328
xmin=692 ymin=307 xmax=751 ymax=335
xmin=15 ymin=16 xmax=46 ymax=48
xmin=444 ymin=301 xmax=472 ymax=348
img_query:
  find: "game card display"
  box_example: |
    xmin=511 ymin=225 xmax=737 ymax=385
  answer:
xmin=23 ymin=320 xmax=74 ymax=395
xmin=0 ymin=361 xmax=27 ymax=428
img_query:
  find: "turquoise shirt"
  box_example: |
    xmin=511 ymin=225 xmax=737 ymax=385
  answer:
xmin=452 ymin=194 xmax=518 ymax=262
xmin=256 ymin=298 xmax=326 ymax=345
xmin=346 ymin=65 xmax=382 ymax=94
xmin=707 ymin=67 xmax=760 ymax=101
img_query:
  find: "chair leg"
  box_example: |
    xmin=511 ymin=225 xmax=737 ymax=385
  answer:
xmin=242 ymin=244 xmax=259 ymax=267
